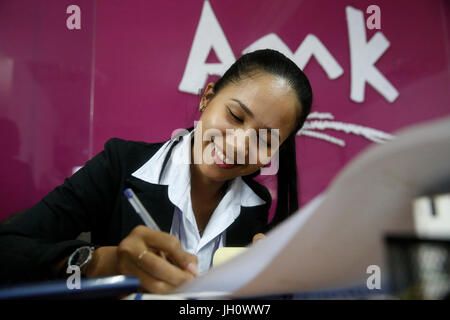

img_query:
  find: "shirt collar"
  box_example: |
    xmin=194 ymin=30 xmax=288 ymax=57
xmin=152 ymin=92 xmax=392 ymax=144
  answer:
xmin=131 ymin=129 xmax=266 ymax=208
xmin=132 ymin=128 xmax=267 ymax=248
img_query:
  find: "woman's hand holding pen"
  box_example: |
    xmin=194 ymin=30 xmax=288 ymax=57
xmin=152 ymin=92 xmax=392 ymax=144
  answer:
xmin=84 ymin=225 xmax=198 ymax=294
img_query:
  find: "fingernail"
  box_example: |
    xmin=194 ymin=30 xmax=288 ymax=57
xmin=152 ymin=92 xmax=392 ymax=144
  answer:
xmin=187 ymin=262 xmax=198 ymax=276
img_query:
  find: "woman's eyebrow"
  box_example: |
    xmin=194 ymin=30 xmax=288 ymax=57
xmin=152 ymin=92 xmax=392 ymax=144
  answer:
xmin=230 ymin=98 xmax=254 ymax=117
xmin=230 ymin=98 xmax=279 ymax=140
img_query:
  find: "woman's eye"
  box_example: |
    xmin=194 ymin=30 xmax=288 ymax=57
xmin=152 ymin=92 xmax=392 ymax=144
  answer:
xmin=227 ymin=107 xmax=243 ymax=123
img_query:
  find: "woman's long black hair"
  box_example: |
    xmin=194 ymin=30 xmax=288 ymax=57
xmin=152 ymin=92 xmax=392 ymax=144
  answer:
xmin=206 ymin=49 xmax=313 ymax=228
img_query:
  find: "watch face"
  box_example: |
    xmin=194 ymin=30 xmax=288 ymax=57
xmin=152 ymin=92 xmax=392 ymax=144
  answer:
xmin=72 ymin=247 xmax=92 ymax=266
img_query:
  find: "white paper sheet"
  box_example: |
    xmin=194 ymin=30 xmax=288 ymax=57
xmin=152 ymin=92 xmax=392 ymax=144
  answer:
xmin=171 ymin=116 xmax=450 ymax=298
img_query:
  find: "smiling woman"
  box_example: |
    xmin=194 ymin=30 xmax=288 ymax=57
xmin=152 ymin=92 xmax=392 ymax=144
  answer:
xmin=0 ymin=49 xmax=312 ymax=294
xmin=194 ymin=49 xmax=312 ymax=227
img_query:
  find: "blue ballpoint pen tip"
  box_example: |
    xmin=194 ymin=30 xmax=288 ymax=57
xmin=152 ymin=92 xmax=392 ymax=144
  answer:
xmin=124 ymin=188 xmax=132 ymax=198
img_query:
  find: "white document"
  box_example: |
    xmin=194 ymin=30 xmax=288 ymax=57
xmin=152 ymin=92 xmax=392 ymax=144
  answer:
xmin=150 ymin=116 xmax=450 ymax=299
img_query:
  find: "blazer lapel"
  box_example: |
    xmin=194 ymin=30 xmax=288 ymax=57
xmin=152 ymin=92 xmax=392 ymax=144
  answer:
xmin=123 ymin=176 xmax=175 ymax=233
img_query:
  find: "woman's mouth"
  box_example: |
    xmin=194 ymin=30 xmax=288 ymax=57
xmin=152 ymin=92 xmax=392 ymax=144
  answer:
xmin=212 ymin=142 xmax=238 ymax=169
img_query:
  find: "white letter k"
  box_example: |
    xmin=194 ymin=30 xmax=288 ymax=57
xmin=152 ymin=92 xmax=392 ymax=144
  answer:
xmin=346 ymin=6 xmax=399 ymax=103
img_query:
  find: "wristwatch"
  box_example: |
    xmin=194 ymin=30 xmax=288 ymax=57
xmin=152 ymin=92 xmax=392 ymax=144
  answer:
xmin=67 ymin=246 xmax=96 ymax=275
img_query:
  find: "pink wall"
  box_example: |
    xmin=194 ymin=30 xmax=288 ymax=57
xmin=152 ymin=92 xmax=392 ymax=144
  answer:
xmin=0 ymin=0 xmax=95 ymax=218
xmin=1 ymin=0 xmax=449 ymax=221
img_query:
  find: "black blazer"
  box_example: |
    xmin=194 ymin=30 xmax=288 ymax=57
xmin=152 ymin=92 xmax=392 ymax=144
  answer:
xmin=0 ymin=137 xmax=272 ymax=285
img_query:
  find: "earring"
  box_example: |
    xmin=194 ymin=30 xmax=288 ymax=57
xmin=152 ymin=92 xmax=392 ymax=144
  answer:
xmin=199 ymin=104 xmax=205 ymax=112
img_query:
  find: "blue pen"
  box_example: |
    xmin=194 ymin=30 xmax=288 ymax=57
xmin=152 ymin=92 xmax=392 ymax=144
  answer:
xmin=124 ymin=188 xmax=160 ymax=231
xmin=124 ymin=188 xmax=197 ymax=275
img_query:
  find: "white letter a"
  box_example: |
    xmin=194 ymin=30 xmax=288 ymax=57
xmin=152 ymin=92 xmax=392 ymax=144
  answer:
xmin=366 ymin=265 xmax=381 ymax=290
xmin=66 ymin=5 xmax=81 ymax=30
xmin=66 ymin=265 xmax=81 ymax=289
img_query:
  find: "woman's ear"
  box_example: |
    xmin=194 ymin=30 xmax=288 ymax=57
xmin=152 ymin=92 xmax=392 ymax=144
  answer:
xmin=205 ymin=81 xmax=215 ymax=94
xmin=200 ymin=82 xmax=216 ymax=110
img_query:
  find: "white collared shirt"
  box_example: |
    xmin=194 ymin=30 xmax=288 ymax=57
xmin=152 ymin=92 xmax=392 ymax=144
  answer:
xmin=131 ymin=128 xmax=265 ymax=274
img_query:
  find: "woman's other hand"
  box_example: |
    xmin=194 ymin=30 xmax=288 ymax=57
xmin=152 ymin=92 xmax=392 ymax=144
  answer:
xmin=252 ymin=233 xmax=265 ymax=243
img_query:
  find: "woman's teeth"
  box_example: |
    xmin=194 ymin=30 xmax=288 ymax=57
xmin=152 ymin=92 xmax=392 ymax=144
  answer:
xmin=214 ymin=144 xmax=233 ymax=164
